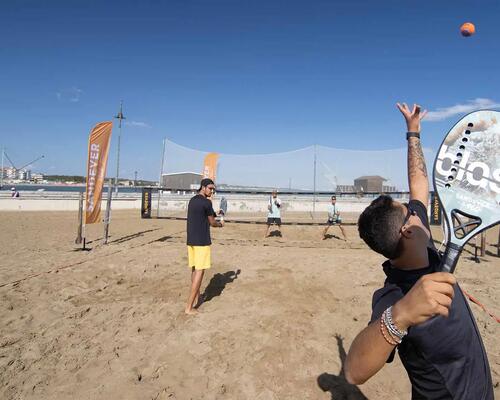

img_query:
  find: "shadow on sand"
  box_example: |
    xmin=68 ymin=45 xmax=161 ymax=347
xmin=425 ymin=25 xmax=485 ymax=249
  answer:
xmin=268 ymin=230 xmax=283 ymax=237
xmin=317 ymin=334 xmax=368 ymax=400
xmin=323 ymin=233 xmax=342 ymax=241
xmin=197 ymin=269 xmax=241 ymax=307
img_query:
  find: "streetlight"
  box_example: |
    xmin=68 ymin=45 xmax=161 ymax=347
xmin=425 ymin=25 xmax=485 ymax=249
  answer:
xmin=114 ymin=100 xmax=126 ymax=194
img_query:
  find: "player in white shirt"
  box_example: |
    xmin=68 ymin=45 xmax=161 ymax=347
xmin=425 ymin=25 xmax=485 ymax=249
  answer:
xmin=322 ymin=195 xmax=347 ymax=241
xmin=265 ymin=190 xmax=282 ymax=238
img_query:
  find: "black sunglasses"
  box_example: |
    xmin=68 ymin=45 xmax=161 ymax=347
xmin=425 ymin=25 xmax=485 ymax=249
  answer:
xmin=401 ymin=202 xmax=417 ymax=230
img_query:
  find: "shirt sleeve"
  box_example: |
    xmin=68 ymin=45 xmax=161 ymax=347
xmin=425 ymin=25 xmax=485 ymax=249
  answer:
xmin=204 ymin=200 xmax=216 ymax=217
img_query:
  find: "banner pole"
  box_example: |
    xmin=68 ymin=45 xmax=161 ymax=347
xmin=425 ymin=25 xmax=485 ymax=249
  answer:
xmin=104 ymin=179 xmax=113 ymax=244
xmin=75 ymin=192 xmax=83 ymax=244
xmin=82 ymin=208 xmax=86 ymax=251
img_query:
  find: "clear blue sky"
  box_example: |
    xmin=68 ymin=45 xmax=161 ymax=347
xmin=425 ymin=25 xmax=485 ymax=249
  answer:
xmin=1 ymin=0 xmax=499 ymax=180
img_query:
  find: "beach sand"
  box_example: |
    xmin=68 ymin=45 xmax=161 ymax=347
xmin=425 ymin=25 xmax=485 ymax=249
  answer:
xmin=0 ymin=210 xmax=498 ymax=399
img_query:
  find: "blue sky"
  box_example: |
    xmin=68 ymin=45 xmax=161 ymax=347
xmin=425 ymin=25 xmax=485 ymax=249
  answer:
xmin=1 ymin=0 xmax=499 ymax=181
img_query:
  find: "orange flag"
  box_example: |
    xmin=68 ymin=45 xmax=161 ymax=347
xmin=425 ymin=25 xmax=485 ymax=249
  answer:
xmin=85 ymin=121 xmax=113 ymax=224
xmin=202 ymin=152 xmax=219 ymax=181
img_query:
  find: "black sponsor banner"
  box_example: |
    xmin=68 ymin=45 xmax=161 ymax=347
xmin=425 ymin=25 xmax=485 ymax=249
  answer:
xmin=430 ymin=191 xmax=442 ymax=226
xmin=141 ymin=187 xmax=152 ymax=218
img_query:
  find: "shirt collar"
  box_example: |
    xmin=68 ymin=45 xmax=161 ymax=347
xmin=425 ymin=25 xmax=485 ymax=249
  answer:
xmin=382 ymin=248 xmax=441 ymax=287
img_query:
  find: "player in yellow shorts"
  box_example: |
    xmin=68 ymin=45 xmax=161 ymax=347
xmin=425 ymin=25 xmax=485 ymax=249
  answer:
xmin=187 ymin=245 xmax=211 ymax=270
xmin=185 ymin=178 xmax=224 ymax=315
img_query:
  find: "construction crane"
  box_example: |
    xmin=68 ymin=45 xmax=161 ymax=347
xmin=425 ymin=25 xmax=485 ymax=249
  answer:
xmin=2 ymin=150 xmax=45 ymax=187
xmin=4 ymin=152 xmax=44 ymax=172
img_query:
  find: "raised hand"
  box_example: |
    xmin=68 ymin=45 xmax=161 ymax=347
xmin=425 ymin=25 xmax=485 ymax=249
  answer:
xmin=391 ymin=272 xmax=456 ymax=330
xmin=396 ymin=103 xmax=428 ymax=133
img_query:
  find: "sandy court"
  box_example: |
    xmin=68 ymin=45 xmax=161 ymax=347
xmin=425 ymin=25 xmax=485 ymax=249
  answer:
xmin=0 ymin=210 xmax=498 ymax=399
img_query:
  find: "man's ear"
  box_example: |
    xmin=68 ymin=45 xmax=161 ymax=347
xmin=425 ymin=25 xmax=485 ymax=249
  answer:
xmin=401 ymin=225 xmax=414 ymax=239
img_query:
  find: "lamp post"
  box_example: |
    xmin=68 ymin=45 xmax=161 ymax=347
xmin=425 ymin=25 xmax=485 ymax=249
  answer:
xmin=114 ymin=101 xmax=126 ymax=194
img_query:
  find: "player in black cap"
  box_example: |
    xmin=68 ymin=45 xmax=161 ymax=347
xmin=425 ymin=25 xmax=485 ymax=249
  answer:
xmin=185 ymin=178 xmax=224 ymax=314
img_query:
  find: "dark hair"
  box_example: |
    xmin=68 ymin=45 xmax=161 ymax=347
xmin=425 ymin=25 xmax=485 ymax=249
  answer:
xmin=198 ymin=178 xmax=215 ymax=190
xmin=331 ymin=196 xmax=336 ymax=200
xmin=357 ymin=195 xmax=405 ymax=259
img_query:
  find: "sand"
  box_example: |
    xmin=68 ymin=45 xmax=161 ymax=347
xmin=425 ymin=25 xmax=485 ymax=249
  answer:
xmin=0 ymin=210 xmax=498 ymax=400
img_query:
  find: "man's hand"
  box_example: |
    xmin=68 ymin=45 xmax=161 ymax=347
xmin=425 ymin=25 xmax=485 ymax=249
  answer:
xmin=397 ymin=103 xmax=427 ymax=133
xmin=392 ymin=272 xmax=456 ymax=330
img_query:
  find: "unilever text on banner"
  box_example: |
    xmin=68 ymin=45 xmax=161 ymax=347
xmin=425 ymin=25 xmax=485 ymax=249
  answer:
xmin=202 ymin=152 xmax=219 ymax=181
xmin=85 ymin=121 xmax=113 ymax=224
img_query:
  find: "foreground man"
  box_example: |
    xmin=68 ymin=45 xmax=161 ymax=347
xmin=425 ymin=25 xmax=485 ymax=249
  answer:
xmin=345 ymin=103 xmax=493 ymax=399
xmin=185 ymin=178 xmax=224 ymax=315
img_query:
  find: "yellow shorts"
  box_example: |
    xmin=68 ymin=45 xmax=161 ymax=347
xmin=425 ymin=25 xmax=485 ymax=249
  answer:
xmin=187 ymin=246 xmax=211 ymax=270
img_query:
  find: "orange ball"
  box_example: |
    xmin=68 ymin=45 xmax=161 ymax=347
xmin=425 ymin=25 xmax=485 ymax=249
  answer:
xmin=460 ymin=22 xmax=475 ymax=37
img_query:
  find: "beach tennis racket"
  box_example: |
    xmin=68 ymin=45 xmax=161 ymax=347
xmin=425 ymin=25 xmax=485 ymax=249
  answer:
xmin=433 ymin=110 xmax=500 ymax=273
xmin=217 ymin=196 xmax=228 ymax=222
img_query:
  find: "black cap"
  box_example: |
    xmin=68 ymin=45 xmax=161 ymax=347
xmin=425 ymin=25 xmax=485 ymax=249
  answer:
xmin=199 ymin=178 xmax=215 ymax=189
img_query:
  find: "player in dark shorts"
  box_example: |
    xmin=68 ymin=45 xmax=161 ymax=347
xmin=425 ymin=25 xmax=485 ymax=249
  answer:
xmin=185 ymin=178 xmax=224 ymax=315
xmin=344 ymin=103 xmax=493 ymax=399
xmin=265 ymin=190 xmax=282 ymax=238
xmin=322 ymin=195 xmax=347 ymax=241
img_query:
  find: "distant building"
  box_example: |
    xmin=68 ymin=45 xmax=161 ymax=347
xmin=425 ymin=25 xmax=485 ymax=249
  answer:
xmin=161 ymin=172 xmax=203 ymax=190
xmin=354 ymin=176 xmax=387 ymax=193
xmin=382 ymin=185 xmax=397 ymax=193
xmin=31 ymin=173 xmax=44 ymax=183
xmin=6 ymin=167 xmax=16 ymax=179
xmin=336 ymin=184 xmax=356 ymax=193
xmin=17 ymin=169 xmax=31 ymax=181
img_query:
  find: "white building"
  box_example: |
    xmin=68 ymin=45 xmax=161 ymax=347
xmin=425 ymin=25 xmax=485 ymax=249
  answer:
xmin=31 ymin=173 xmax=44 ymax=183
xmin=17 ymin=169 xmax=31 ymax=181
xmin=6 ymin=167 xmax=17 ymax=179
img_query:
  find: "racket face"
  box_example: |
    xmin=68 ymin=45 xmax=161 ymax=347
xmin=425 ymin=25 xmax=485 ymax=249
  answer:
xmin=433 ymin=110 xmax=500 ymax=246
xmin=220 ymin=197 xmax=228 ymax=214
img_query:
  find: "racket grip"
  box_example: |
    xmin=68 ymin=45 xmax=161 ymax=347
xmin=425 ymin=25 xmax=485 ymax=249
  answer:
xmin=439 ymin=242 xmax=462 ymax=273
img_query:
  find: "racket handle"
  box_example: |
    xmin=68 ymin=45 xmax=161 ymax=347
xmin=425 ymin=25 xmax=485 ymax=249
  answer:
xmin=439 ymin=242 xmax=462 ymax=273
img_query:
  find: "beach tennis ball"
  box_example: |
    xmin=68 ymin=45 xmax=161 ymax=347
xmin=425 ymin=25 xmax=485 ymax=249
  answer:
xmin=460 ymin=22 xmax=475 ymax=37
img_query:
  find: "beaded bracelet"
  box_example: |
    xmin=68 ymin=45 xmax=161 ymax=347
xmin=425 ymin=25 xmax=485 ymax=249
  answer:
xmin=379 ymin=317 xmax=399 ymax=346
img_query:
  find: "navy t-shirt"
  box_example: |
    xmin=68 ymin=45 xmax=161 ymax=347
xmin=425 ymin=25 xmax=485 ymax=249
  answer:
xmin=370 ymin=199 xmax=493 ymax=400
xmin=186 ymin=194 xmax=216 ymax=246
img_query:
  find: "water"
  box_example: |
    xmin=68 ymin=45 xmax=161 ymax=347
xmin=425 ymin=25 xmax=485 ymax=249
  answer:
xmin=0 ymin=184 xmax=144 ymax=193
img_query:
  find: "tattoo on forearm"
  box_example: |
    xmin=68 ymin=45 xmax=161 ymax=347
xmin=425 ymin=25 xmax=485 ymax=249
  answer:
xmin=408 ymin=138 xmax=428 ymax=178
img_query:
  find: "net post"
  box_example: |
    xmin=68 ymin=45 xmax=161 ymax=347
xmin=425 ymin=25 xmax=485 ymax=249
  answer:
xmin=480 ymin=231 xmax=486 ymax=257
xmin=157 ymin=138 xmax=166 ymax=218
xmin=497 ymin=228 xmax=500 ymax=258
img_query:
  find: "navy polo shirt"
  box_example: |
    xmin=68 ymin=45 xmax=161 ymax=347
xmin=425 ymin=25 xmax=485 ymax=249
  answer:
xmin=370 ymin=200 xmax=493 ymax=399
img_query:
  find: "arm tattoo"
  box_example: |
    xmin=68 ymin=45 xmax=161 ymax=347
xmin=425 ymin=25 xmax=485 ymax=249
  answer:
xmin=408 ymin=138 xmax=428 ymax=179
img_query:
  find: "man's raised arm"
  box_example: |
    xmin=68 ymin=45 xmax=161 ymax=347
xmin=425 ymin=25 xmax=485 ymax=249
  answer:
xmin=396 ymin=103 xmax=429 ymax=205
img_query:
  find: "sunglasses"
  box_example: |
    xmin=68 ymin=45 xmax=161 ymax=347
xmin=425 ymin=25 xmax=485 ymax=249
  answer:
xmin=401 ymin=202 xmax=417 ymax=230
